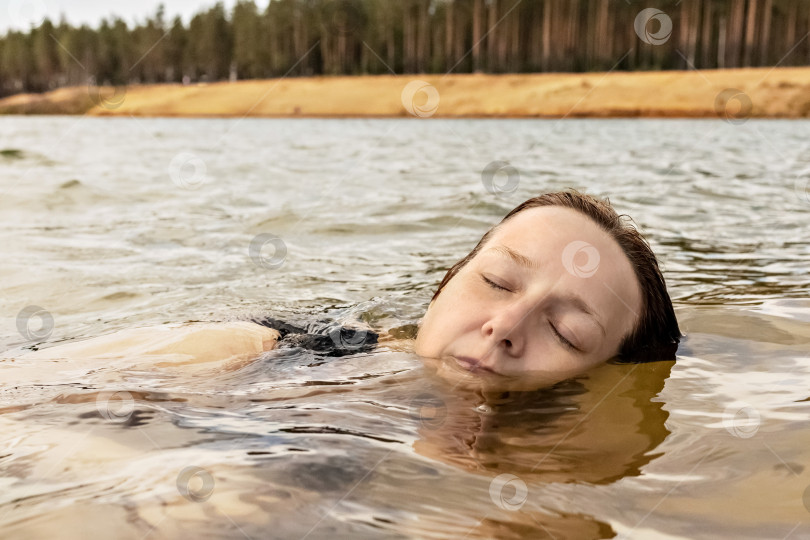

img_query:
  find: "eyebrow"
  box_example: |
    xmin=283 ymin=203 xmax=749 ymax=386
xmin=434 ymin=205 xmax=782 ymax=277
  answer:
xmin=486 ymin=245 xmax=607 ymax=338
xmin=490 ymin=245 xmax=543 ymax=271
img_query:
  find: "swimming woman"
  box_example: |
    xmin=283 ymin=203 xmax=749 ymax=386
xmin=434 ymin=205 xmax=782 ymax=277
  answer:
xmin=414 ymin=189 xmax=681 ymax=390
xmin=12 ymin=189 xmax=681 ymax=391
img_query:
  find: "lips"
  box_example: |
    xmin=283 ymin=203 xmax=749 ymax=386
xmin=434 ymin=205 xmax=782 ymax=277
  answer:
xmin=453 ymin=356 xmax=498 ymax=375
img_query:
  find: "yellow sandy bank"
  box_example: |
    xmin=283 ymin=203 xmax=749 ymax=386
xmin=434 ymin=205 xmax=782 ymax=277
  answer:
xmin=2 ymin=67 xmax=810 ymax=118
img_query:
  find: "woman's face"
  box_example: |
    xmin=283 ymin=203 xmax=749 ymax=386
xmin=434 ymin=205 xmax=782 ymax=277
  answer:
xmin=414 ymin=206 xmax=643 ymax=389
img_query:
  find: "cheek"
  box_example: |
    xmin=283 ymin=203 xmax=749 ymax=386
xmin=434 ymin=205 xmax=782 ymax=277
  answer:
xmin=416 ymin=279 xmax=484 ymax=352
xmin=520 ymin=342 xmax=606 ymax=376
xmin=414 ymin=299 xmax=446 ymax=355
xmin=420 ymin=295 xmax=461 ymax=338
xmin=433 ymin=277 xmax=487 ymax=324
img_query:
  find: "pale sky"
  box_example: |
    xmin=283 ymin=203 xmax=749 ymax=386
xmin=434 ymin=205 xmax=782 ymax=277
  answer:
xmin=0 ymin=0 xmax=257 ymax=33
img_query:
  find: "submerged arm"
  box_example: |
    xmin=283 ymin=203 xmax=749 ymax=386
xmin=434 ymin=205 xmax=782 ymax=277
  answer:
xmin=15 ymin=321 xmax=281 ymax=365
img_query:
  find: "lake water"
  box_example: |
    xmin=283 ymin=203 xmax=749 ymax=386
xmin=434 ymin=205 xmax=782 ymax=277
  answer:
xmin=1 ymin=116 xmax=809 ymax=539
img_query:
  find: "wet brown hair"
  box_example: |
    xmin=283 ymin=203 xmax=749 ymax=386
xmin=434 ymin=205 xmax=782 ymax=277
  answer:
xmin=429 ymin=189 xmax=682 ymax=362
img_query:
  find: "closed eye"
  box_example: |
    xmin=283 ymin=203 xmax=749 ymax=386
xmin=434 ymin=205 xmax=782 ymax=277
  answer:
xmin=481 ymin=275 xmax=510 ymax=292
xmin=550 ymin=322 xmax=578 ymax=352
xmin=482 ymin=274 xmax=579 ymax=352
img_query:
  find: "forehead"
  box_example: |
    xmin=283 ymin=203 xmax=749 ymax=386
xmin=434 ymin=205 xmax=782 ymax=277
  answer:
xmin=482 ymin=205 xmax=642 ymax=333
xmin=490 ymin=206 xmax=612 ymax=252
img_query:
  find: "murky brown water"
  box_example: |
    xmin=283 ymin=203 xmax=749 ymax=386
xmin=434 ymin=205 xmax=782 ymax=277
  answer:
xmin=1 ymin=117 xmax=809 ymax=539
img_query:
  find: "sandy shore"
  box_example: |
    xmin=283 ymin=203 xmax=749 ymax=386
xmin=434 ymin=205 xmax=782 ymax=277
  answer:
xmin=2 ymin=67 xmax=810 ymax=118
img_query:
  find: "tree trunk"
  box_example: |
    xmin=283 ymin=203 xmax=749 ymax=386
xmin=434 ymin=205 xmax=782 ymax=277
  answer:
xmin=386 ymin=7 xmax=395 ymax=72
xmin=596 ymin=0 xmax=609 ymax=68
xmin=526 ymin=1 xmax=539 ymax=70
xmin=701 ymin=0 xmax=713 ymax=68
xmin=487 ymin=0 xmax=497 ymax=72
xmin=727 ymin=0 xmax=745 ymax=67
xmin=784 ymin=0 xmax=798 ymax=66
xmin=743 ymin=0 xmax=758 ymax=67
xmin=689 ymin=0 xmax=701 ymax=68
xmin=759 ymin=0 xmax=772 ymax=65
xmin=718 ymin=15 xmax=727 ymax=69
xmin=497 ymin=2 xmax=508 ymax=72
xmin=417 ymin=0 xmax=429 ymax=72
xmin=472 ymin=0 xmax=483 ymax=72
xmin=564 ymin=0 xmax=581 ymax=70
xmin=445 ymin=0 xmax=454 ymax=72
xmin=510 ymin=4 xmax=520 ymax=72
xmin=403 ymin=1 xmax=413 ymax=72
xmin=541 ymin=0 xmax=551 ymax=71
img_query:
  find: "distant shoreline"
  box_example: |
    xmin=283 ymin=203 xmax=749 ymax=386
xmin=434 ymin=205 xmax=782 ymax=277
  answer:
xmin=1 ymin=67 xmax=809 ymax=119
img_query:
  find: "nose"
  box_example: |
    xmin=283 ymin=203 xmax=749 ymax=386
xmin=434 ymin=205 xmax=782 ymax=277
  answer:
xmin=481 ymin=299 xmax=533 ymax=360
